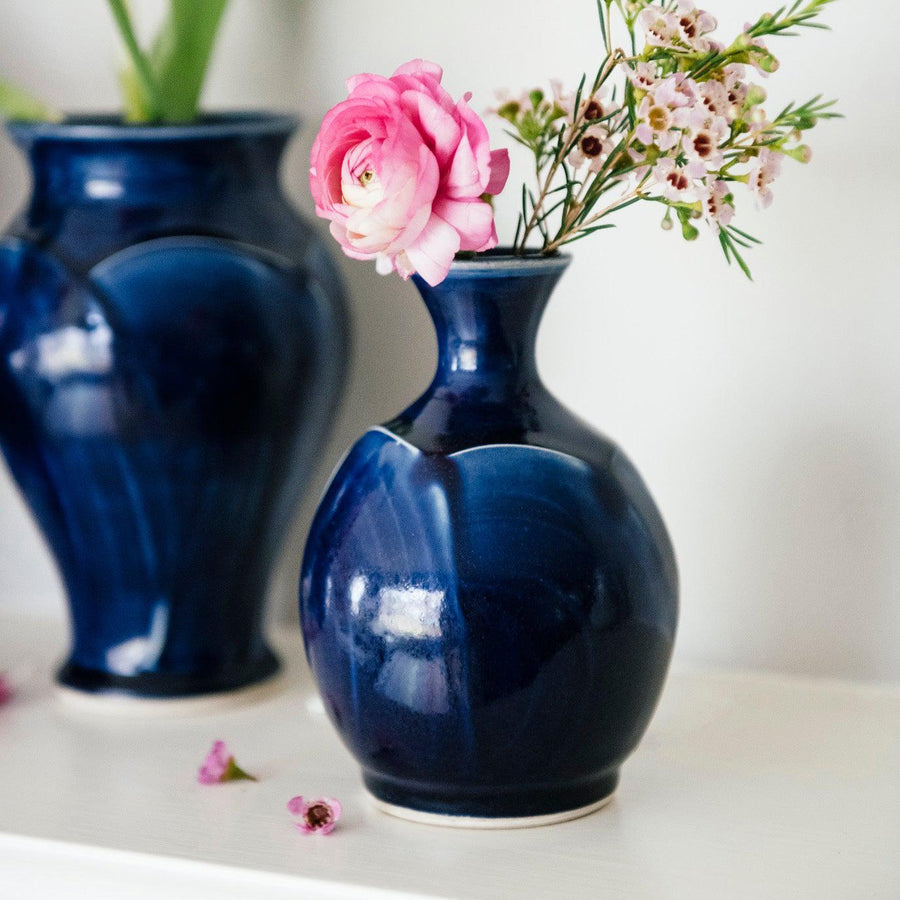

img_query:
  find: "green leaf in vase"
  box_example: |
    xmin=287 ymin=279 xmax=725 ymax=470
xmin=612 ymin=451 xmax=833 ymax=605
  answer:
xmin=111 ymin=0 xmax=230 ymax=124
xmin=0 ymin=80 xmax=63 ymax=123
xmin=151 ymin=0 xmax=230 ymax=122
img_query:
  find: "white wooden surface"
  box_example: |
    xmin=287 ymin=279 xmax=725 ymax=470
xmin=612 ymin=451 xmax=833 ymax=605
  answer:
xmin=1 ymin=612 xmax=898 ymax=899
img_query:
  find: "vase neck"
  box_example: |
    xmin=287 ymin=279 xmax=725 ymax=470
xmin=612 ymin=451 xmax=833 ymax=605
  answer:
xmin=414 ymin=258 xmax=570 ymax=399
xmin=8 ymin=116 xmax=296 ymax=209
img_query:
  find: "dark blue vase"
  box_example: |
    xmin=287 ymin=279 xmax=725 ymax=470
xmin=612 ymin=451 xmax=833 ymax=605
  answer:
xmin=300 ymin=255 xmax=677 ymax=824
xmin=0 ymin=114 xmax=348 ymax=699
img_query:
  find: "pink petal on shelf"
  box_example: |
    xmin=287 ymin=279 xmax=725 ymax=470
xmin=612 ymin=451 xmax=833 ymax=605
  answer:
xmin=198 ymin=740 xmax=256 ymax=784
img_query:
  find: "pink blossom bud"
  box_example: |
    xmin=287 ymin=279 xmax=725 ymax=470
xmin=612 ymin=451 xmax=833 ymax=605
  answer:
xmin=746 ymin=85 xmax=767 ymax=108
xmin=784 ymin=145 xmax=813 ymax=163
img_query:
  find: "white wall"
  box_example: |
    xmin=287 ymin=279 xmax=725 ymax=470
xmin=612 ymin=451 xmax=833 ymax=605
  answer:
xmin=1 ymin=0 xmax=898 ymax=683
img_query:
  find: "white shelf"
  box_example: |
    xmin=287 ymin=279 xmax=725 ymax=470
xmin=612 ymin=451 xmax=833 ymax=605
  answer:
xmin=1 ymin=612 xmax=898 ymax=899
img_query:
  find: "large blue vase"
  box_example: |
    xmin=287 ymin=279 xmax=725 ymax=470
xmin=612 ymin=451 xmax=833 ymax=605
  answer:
xmin=300 ymin=255 xmax=677 ymax=825
xmin=0 ymin=114 xmax=348 ymax=699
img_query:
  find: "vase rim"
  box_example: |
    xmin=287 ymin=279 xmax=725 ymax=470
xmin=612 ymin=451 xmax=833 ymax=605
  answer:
xmin=4 ymin=110 xmax=299 ymax=144
xmin=442 ymin=251 xmax=572 ymax=279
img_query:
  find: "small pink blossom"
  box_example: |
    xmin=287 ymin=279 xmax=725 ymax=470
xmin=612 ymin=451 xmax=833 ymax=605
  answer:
xmin=639 ymin=1 xmax=717 ymax=53
xmin=652 ymin=157 xmax=706 ymax=201
xmin=721 ymin=65 xmax=752 ymax=113
xmin=197 ymin=740 xmax=256 ymax=785
xmin=567 ymin=125 xmax=616 ymax=173
xmin=656 ymin=73 xmax=699 ymax=110
xmin=287 ymin=796 xmax=342 ymax=835
xmin=555 ymin=84 xmax=622 ymax=173
xmin=684 ymin=108 xmax=729 ymax=170
xmin=627 ymin=62 xmax=659 ymax=93
xmin=673 ymin=1 xmax=718 ymax=52
xmin=636 ymin=75 xmax=696 ymax=151
xmin=747 ymin=148 xmax=783 ymax=208
xmin=557 ymin=85 xmax=613 ymax=124
xmin=0 ymin=674 xmax=13 ymax=706
xmin=698 ymin=80 xmax=734 ymax=123
xmin=309 ymin=59 xmax=510 ymax=287
xmin=698 ymin=180 xmax=735 ymax=226
xmin=639 ymin=8 xmax=680 ymax=49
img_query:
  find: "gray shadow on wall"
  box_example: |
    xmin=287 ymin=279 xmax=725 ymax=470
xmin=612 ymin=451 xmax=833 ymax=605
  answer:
xmin=740 ymin=427 xmax=899 ymax=682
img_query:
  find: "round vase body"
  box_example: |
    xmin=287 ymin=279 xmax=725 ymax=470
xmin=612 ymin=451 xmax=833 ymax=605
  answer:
xmin=300 ymin=256 xmax=677 ymax=823
xmin=0 ymin=114 xmax=348 ymax=699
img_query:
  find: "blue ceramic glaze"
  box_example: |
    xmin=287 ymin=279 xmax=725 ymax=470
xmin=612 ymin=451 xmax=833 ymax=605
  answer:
xmin=0 ymin=114 xmax=348 ymax=697
xmin=300 ymin=255 xmax=677 ymax=820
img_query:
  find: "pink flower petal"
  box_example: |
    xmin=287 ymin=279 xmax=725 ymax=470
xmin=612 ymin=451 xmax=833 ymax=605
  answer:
xmin=323 ymin=798 xmax=343 ymax=820
xmin=485 ymin=149 xmax=510 ymax=197
xmin=197 ymin=740 xmax=229 ymax=783
xmin=345 ymin=74 xmax=401 ymax=103
xmin=286 ymin=796 xmax=308 ymax=816
xmin=401 ymin=90 xmax=462 ymax=168
xmin=393 ymin=59 xmax=444 ymax=82
xmin=405 ymin=215 xmax=461 ymax=286
xmin=444 ymin=133 xmax=483 ymax=200
xmin=433 ymin=198 xmax=495 ymax=252
xmin=455 ymin=98 xmax=493 ymax=187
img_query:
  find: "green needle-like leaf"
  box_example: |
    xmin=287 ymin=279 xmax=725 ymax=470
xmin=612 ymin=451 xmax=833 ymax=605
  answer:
xmin=0 ymin=80 xmax=63 ymax=122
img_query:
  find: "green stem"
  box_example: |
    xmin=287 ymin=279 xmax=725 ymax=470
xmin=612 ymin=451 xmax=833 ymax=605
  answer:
xmin=517 ymin=51 xmax=624 ymax=253
xmin=106 ymin=0 xmax=162 ymax=121
xmin=544 ymin=176 xmax=647 ymax=254
xmin=150 ymin=0 xmax=229 ymax=122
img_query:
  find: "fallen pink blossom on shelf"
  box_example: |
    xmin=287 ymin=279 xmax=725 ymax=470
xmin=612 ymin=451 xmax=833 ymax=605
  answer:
xmin=0 ymin=673 xmax=12 ymax=706
xmin=287 ymin=795 xmax=342 ymax=835
xmin=197 ymin=740 xmax=256 ymax=785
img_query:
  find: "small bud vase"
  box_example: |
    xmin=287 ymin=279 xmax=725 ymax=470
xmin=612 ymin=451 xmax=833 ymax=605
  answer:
xmin=300 ymin=253 xmax=677 ymax=826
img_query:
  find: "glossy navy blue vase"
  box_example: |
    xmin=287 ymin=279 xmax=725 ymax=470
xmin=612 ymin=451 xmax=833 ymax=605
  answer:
xmin=0 ymin=114 xmax=348 ymax=700
xmin=300 ymin=254 xmax=677 ymax=825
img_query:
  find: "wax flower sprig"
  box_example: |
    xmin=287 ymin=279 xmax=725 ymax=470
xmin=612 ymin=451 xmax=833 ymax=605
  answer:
xmin=498 ymin=0 xmax=840 ymax=276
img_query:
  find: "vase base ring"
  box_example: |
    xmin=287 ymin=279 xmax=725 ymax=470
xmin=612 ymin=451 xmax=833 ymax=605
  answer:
xmin=367 ymin=792 xmax=615 ymax=830
xmin=53 ymin=666 xmax=284 ymax=717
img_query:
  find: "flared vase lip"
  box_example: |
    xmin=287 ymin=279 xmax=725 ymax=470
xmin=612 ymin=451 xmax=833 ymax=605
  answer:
xmin=4 ymin=110 xmax=300 ymax=144
xmin=436 ymin=250 xmax=572 ymax=280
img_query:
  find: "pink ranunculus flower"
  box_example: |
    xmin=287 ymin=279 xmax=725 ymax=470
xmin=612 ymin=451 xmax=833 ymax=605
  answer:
xmin=309 ymin=59 xmax=510 ymax=287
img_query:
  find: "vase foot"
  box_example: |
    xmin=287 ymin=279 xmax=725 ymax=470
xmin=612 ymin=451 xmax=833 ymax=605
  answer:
xmin=54 ymin=647 xmax=281 ymax=713
xmin=368 ymin=792 xmax=615 ymax=830
xmin=54 ymin=666 xmax=285 ymax=717
xmin=363 ymin=769 xmax=619 ymax=827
